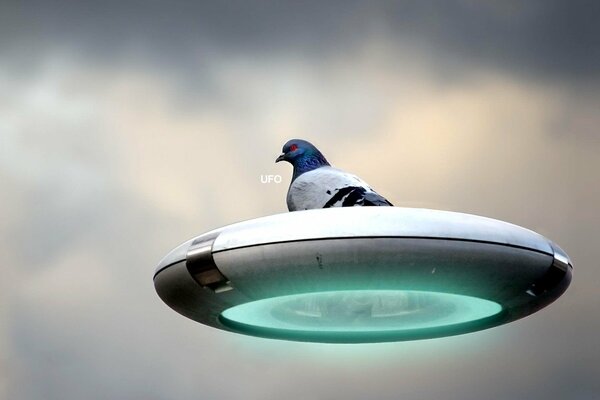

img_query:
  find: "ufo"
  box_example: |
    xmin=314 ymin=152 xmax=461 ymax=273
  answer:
xmin=153 ymin=207 xmax=572 ymax=343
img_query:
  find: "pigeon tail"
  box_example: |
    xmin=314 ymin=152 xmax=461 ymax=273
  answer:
xmin=362 ymin=191 xmax=394 ymax=206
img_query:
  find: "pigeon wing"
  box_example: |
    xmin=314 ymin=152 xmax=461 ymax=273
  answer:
xmin=287 ymin=167 xmax=393 ymax=210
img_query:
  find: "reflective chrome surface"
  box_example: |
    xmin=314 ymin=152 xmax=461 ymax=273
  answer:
xmin=211 ymin=207 xmax=554 ymax=254
xmin=154 ymin=207 xmax=572 ymax=343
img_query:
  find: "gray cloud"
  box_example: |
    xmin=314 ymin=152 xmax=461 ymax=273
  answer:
xmin=1 ymin=1 xmax=599 ymax=82
xmin=1 ymin=2 xmax=599 ymax=400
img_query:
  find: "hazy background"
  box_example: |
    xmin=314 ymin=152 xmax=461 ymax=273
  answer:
xmin=1 ymin=1 xmax=599 ymax=399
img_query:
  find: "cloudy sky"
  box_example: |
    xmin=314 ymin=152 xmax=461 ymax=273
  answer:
xmin=1 ymin=1 xmax=599 ymax=399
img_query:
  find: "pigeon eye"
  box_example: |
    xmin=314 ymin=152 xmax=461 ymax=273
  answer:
xmin=290 ymin=144 xmax=298 ymax=151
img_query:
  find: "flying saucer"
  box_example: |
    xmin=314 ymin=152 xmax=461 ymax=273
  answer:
xmin=153 ymin=207 xmax=572 ymax=343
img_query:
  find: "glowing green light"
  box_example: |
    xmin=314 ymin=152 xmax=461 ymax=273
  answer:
xmin=219 ymin=290 xmax=503 ymax=342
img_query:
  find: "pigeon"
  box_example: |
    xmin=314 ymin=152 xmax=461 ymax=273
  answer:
xmin=275 ymin=139 xmax=393 ymax=211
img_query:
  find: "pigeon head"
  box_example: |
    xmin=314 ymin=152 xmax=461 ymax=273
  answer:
xmin=276 ymin=139 xmax=331 ymax=179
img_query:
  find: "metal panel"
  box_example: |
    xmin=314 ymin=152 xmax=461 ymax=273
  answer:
xmin=211 ymin=208 xmax=553 ymax=254
xmin=153 ymin=207 xmax=572 ymax=342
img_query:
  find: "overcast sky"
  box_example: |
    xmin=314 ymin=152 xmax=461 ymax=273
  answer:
xmin=1 ymin=1 xmax=599 ymax=399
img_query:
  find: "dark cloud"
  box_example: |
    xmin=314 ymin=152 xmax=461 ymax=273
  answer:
xmin=383 ymin=1 xmax=600 ymax=80
xmin=1 ymin=1 xmax=599 ymax=81
xmin=2 ymin=2 xmax=599 ymax=400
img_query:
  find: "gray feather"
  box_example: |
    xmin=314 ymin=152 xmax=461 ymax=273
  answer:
xmin=286 ymin=166 xmax=393 ymax=211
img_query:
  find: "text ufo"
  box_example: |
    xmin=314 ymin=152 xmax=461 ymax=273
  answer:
xmin=153 ymin=207 xmax=572 ymax=343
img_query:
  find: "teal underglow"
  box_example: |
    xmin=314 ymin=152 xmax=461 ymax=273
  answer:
xmin=219 ymin=290 xmax=503 ymax=342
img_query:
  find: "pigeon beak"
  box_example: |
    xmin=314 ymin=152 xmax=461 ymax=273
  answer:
xmin=275 ymin=153 xmax=286 ymax=163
